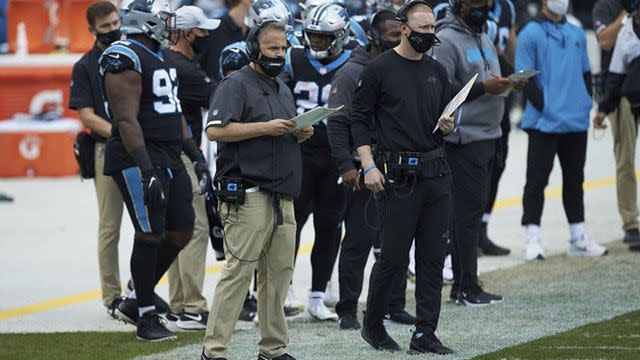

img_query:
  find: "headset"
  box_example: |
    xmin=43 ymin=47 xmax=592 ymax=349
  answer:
xmin=395 ymin=0 xmax=433 ymax=23
xmin=245 ymin=18 xmax=280 ymax=61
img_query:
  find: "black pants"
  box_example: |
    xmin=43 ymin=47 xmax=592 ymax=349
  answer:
xmin=486 ymin=102 xmax=512 ymax=213
xmin=336 ymin=187 xmax=407 ymax=318
xmin=294 ymin=149 xmax=344 ymax=292
xmin=365 ymin=174 xmax=451 ymax=333
xmin=522 ymin=130 xmax=587 ymax=226
xmin=447 ymin=140 xmax=495 ymax=291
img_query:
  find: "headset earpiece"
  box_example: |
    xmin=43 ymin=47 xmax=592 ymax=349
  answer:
xmin=245 ymin=19 xmax=279 ymax=62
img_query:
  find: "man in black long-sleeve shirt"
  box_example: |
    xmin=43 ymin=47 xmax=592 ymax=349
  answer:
xmin=164 ymin=6 xmax=218 ymax=329
xmin=327 ymin=9 xmax=414 ymax=331
xmin=348 ymin=1 xmax=455 ymax=355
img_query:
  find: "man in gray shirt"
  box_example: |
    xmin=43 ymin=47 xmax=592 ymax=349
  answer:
xmin=432 ymin=0 xmax=525 ymax=306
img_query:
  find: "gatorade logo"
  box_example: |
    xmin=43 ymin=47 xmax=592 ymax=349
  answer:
xmin=19 ymin=135 xmax=42 ymax=160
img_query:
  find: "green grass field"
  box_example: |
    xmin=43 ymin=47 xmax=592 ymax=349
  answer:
xmin=1 ymin=243 xmax=639 ymax=360
xmin=475 ymin=310 xmax=640 ymax=360
xmin=0 ymin=331 xmax=204 ymax=360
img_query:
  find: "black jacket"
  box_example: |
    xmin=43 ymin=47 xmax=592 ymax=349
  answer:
xmin=327 ymin=47 xmax=372 ymax=174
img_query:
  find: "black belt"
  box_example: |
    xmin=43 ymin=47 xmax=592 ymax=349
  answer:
xmin=380 ymin=147 xmax=445 ymax=164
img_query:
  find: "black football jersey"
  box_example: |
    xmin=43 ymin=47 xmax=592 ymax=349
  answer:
xmin=99 ymin=39 xmax=184 ymax=174
xmin=284 ymin=46 xmax=351 ymax=115
xmin=284 ymin=46 xmax=351 ymax=150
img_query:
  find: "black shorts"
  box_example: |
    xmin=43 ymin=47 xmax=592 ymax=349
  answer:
xmin=112 ymin=166 xmax=194 ymax=234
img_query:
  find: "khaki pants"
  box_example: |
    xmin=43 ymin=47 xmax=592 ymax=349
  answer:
xmin=610 ymin=98 xmax=639 ymax=230
xmin=94 ymin=142 xmax=124 ymax=307
xmin=204 ymin=191 xmax=296 ymax=359
xmin=167 ymin=155 xmax=209 ymax=314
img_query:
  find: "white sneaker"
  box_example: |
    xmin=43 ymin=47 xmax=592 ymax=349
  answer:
xmin=525 ymin=240 xmax=545 ymax=261
xmin=442 ymin=254 xmax=453 ymax=285
xmin=324 ymin=281 xmax=339 ymax=308
xmin=307 ymin=301 xmax=339 ymax=321
xmin=284 ymin=285 xmax=303 ymax=312
xmin=569 ymin=234 xmax=608 ymax=257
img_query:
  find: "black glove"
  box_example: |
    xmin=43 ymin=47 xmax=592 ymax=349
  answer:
xmin=194 ymin=160 xmax=212 ymax=195
xmin=141 ymin=168 xmax=165 ymax=209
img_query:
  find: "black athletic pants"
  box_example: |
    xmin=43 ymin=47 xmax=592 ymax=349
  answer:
xmin=447 ymin=140 xmax=495 ymax=292
xmin=486 ymin=98 xmax=512 ymax=214
xmin=365 ymin=174 xmax=451 ymax=333
xmin=522 ymin=130 xmax=587 ymax=226
xmin=336 ymin=187 xmax=407 ymax=318
xmin=294 ymin=149 xmax=344 ymax=292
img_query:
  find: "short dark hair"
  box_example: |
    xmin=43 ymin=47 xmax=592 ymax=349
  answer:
xmin=257 ymin=21 xmax=286 ymax=42
xmin=86 ymin=1 xmax=117 ymax=28
xmin=372 ymin=10 xmax=397 ymax=32
xmin=224 ymin=0 xmax=242 ymax=9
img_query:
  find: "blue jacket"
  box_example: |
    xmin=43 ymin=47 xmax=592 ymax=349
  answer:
xmin=516 ymin=15 xmax=592 ymax=133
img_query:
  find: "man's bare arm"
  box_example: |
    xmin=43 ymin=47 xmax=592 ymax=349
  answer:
xmin=78 ymin=108 xmax=112 ymax=138
xmin=597 ymin=10 xmax=626 ymax=52
xmin=104 ymin=70 xmax=144 ymax=151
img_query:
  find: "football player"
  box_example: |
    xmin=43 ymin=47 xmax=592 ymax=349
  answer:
xmin=281 ymin=2 xmax=352 ymax=321
xmin=99 ymin=0 xmax=211 ymax=341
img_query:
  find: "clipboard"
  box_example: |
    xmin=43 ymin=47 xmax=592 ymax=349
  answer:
xmin=432 ymin=73 xmax=478 ymax=134
xmin=291 ymin=105 xmax=344 ymax=130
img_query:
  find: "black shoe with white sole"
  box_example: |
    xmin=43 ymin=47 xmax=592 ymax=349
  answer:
xmin=257 ymin=353 xmax=297 ymax=360
xmin=107 ymin=296 xmax=124 ymax=319
xmin=176 ymin=311 xmax=208 ymax=330
xmin=201 ymin=349 xmax=227 ymax=360
xmin=409 ymin=331 xmax=454 ymax=355
xmin=115 ymin=297 xmax=139 ymax=325
xmin=459 ymin=287 xmax=503 ymax=307
xmin=136 ymin=311 xmax=176 ymax=342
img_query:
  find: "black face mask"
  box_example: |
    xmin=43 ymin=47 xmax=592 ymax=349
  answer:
xmin=256 ymin=54 xmax=285 ymax=78
xmin=190 ymin=35 xmax=208 ymax=55
xmin=378 ymin=38 xmax=400 ymax=52
xmin=407 ymin=31 xmax=439 ymax=54
xmin=466 ymin=5 xmax=490 ymax=31
xmin=97 ymin=29 xmax=121 ymax=46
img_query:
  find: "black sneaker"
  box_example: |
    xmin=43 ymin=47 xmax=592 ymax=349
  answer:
xmin=136 ymin=311 xmax=176 ymax=342
xmin=479 ymin=223 xmax=511 ymax=256
xmin=409 ymin=331 xmax=454 ymax=355
xmin=339 ymin=313 xmax=361 ymax=330
xmin=630 ymin=244 xmax=640 ymax=252
xmin=459 ymin=287 xmax=503 ymax=307
xmin=448 ymin=283 xmax=461 ymax=305
xmin=107 ymin=296 xmax=124 ymax=318
xmin=239 ymin=295 xmax=257 ymax=322
xmin=126 ymin=279 xmax=170 ymax=314
xmin=361 ymin=318 xmax=401 ymax=351
xmin=624 ymin=229 xmax=640 ymax=244
xmin=176 ymin=311 xmax=208 ymax=330
xmin=201 ymin=349 xmax=227 ymax=360
xmin=115 ymin=297 xmax=139 ymax=325
xmin=257 ymin=353 xmax=297 ymax=360
xmin=388 ymin=310 xmax=417 ymax=325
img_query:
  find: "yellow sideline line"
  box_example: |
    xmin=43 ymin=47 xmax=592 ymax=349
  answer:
xmin=1 ymin=172 xmax=637 ymax=321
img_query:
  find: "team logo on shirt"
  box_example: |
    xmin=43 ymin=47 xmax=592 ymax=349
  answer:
xmin=212 ymin=109 xmax=219 ymax=116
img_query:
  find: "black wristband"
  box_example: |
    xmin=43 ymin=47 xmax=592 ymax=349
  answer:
xmin=129 ymin=146 xmax=153 ymax=174
xmin=183 ymin=138 xmax=204 ymax=163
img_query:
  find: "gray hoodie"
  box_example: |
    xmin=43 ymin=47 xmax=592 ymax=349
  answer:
xmin=433 ymin=10 xmax=504 ymax=144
